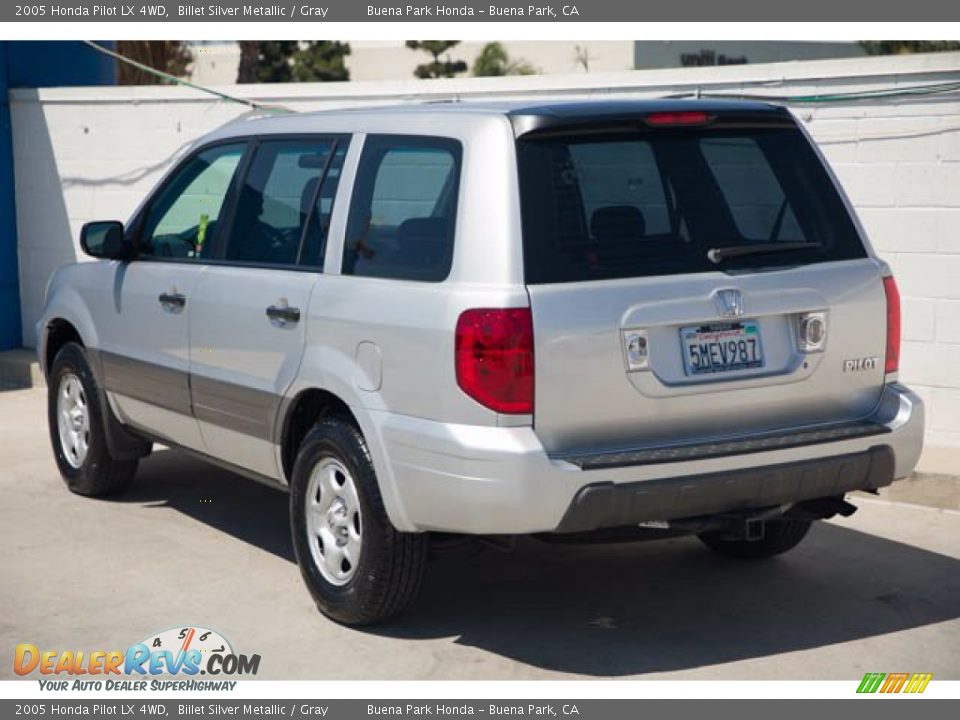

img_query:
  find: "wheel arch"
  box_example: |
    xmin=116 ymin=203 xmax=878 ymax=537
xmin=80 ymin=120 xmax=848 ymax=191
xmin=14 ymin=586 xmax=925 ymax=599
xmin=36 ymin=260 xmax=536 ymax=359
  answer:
xmin=275 ymin=383 xmax=415 ymax=532
xmin=44 ymin=318 xmax=85 ymax=374
xmin=277 ymin=387 xmax=359 ymax=482
xmin=42 ymin=311 xmax=150 ymax=462
xmin=39 ymin=282 xmax=102 ymax=380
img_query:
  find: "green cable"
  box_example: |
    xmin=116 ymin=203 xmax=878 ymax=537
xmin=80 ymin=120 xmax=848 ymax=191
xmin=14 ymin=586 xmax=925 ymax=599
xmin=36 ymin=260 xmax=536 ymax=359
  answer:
xmin=84 ymin=41 xmax=289 ymax=113
xmin=789 ymin=80 xmax=960 ymax=103
xmin=676 ymin=79 xmax=960 ymax=104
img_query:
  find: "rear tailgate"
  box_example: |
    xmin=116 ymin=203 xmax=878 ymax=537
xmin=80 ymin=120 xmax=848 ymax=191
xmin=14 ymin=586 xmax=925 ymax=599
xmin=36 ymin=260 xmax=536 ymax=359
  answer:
xmin=516 ymin=105 xmax=886 ymax=455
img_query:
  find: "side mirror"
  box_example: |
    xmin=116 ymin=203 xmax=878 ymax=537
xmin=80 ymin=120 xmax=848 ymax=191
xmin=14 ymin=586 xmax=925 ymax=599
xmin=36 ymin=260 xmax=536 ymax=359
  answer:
xmin=80 ymin=221 xmax=132 ymax=261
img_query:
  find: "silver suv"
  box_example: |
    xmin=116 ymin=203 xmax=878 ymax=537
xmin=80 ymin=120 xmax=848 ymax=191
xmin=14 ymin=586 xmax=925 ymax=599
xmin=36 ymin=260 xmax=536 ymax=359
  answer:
xmin=39 ymin=101 xmax=924 ymax=624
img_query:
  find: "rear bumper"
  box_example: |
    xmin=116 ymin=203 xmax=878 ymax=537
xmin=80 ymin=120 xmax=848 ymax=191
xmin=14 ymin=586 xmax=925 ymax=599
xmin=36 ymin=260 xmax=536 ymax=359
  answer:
xmin=554 ymin=446 xmax=893 ymax=533
xmin=371 ymin=383 xmax=924 ymax=534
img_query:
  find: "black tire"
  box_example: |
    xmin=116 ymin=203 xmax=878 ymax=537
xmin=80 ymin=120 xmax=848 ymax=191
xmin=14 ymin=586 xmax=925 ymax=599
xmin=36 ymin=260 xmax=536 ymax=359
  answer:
xmin=47 ymin=342 xmax=138 ymax=497
xmin=698 ymin=517 xmax=813 ymax=559
xmin=289 ymin=417 xmax=428 ymax=625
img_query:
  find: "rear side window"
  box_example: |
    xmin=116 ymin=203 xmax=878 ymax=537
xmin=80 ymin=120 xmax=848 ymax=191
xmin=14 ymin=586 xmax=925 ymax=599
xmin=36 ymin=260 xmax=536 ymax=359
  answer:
xmin=223 ymin=138 xmax=345 ymax=267
xmin=517 ymin=124 xmax=865 ymax=284
xmin=342 ymin=135 xmax=461 ymax=282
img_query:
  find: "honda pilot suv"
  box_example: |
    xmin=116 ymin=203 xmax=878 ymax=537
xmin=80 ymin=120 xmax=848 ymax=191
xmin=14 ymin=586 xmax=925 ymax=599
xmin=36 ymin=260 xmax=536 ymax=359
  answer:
xmin=39 ymin=100 xmax=924 ymax=625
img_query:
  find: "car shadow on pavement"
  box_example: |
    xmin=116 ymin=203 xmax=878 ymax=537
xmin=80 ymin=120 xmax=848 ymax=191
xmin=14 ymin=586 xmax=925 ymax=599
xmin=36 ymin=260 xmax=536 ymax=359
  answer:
xmin=123 ymin=447 xmax=297 ymax=563
xmin=400 ymin=529 xmax=960 ymax=676
xmin=129 ymin=447 xmax=960 ymax=677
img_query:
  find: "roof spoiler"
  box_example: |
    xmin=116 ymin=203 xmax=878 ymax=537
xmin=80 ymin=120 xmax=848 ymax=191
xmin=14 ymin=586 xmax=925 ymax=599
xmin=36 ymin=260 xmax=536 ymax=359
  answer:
xmin=509 ymin=104 xmax=794 ymax=138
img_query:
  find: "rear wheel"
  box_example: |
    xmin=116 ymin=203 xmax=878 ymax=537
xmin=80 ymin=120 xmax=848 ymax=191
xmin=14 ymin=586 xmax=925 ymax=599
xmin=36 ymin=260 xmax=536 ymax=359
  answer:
xmin=697 ymin=517 xmax=812 ymax=559
xmin=47 ymin=342 xmax=138 ymax=497
xmin=289 ymin=417 xmax=428 ymax=625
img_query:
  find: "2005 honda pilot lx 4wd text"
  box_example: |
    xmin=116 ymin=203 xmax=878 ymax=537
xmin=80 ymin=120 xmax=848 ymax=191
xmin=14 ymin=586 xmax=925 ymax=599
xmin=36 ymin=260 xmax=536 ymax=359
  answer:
xmin=39 ymin=100 xmax=924 ymax=624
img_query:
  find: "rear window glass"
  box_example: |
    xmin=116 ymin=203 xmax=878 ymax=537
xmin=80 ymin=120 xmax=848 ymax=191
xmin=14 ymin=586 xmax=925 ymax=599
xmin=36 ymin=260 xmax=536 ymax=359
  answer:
xmin=517 ymin=125 xmax=865 ymax=284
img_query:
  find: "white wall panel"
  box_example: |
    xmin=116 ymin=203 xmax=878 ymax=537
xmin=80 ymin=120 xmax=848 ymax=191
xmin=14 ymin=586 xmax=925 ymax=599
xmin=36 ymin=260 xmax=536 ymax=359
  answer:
xmin=11 ymin=51 xmax=960 ymax=446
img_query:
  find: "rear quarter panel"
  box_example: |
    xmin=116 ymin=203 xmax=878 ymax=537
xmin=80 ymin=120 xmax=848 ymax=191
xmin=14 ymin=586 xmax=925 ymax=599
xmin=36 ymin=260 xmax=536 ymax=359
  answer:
xmin=290 ymin=115 xmax=530 ymax=530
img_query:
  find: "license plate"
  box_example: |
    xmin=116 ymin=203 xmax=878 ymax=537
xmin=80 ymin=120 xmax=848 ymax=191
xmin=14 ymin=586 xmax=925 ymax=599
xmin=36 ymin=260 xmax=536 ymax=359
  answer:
xmin=680 ymin=321 xmax=764 ymax=376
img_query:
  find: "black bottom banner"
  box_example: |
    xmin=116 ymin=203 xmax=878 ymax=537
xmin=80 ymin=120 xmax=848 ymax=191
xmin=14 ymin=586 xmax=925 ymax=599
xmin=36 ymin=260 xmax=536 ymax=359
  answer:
xmin=1 ymin=700 xmax=957 ymax=720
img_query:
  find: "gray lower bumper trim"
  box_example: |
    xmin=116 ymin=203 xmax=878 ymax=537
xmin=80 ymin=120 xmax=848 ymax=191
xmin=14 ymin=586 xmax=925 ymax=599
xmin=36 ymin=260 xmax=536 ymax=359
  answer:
xmin=560 ymin=420 xmax=890 ymax=470
xmin=554 ymin=445 xmax=895 ymax=533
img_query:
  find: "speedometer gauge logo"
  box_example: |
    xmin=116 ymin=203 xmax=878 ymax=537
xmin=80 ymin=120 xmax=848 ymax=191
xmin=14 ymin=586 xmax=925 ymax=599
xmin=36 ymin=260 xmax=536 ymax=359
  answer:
xmin=141 ymin=626 xmax=234 ymax=665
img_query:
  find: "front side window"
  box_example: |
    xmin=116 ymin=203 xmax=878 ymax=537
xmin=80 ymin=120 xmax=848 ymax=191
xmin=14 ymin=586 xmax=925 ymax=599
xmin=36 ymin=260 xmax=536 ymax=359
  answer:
xmin=139 ymin=143 xmax=245 ymax=260
xmin=223 ymin=138 xmax=345 ymax=267
xmin=343 ymin=135 xmax=462 ymax=282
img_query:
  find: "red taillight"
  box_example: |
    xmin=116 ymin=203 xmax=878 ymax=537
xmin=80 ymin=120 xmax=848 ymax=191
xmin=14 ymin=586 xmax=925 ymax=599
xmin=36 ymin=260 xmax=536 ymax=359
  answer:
xmin=883 ymin=276 xmax=901 ymax=374
xmin=455 ymin=308 xmax=534 ymax=414
xmin=644 ymin=111 xmax=712 ymax=127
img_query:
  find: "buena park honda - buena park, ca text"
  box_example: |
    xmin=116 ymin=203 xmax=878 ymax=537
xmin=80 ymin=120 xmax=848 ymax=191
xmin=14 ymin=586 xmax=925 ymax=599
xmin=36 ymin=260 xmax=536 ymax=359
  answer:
xmin=16 ymin=3 xmax=580 ymax=18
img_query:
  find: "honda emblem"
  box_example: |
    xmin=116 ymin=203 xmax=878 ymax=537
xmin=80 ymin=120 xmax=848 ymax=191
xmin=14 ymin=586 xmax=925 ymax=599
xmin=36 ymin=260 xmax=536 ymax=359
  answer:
xmin=714 ymin=289 xmax=744 ymax=318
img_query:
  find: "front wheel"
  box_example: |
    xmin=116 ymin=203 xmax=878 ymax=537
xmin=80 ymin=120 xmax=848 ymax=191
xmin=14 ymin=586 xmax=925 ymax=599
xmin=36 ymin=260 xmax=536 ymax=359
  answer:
xmin=47 ymin=342 xmax=138 ymax=496
xmin=289 ymin=417 xmax=428 ymax=625
xmin=697 ymin=517 xmax=812 ymax=559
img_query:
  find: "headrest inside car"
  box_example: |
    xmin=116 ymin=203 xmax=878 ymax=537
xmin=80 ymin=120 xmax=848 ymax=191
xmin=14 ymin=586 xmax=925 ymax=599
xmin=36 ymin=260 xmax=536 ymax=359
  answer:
xmin=590 ymin=205 xmax=646 ymax=242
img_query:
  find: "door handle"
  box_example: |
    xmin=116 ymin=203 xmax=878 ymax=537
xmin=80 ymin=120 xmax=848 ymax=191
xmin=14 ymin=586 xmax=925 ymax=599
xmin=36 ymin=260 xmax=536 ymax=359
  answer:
xmin=158 ymin=292 xmax=186 ymax=309
xmin=266 ymin=305 xmax=301 ymax=324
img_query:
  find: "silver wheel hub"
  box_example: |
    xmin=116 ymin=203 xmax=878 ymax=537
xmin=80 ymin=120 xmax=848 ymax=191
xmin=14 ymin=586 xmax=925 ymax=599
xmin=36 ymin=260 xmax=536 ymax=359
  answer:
xmin=305 ymin=458 xmax=362 ymax=586
xmin=56 ymin=373 xmax=90 ymax=469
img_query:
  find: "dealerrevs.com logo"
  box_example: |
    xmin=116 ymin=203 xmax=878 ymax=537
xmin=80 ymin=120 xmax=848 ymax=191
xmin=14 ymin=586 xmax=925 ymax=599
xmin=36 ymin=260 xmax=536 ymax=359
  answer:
xmin=14 ymin=626 xmax=260 ymax=691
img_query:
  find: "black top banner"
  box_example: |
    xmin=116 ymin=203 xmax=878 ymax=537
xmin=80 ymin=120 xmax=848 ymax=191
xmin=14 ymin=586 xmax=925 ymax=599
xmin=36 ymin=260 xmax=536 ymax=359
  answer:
xmin=6 ymin=0 xmax=960 ymax=22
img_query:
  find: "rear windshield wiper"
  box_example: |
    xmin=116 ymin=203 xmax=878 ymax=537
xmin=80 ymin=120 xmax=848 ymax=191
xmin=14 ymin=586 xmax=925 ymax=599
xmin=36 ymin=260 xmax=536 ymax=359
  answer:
xmin=707 ymin=242 xmax=821 ymax=265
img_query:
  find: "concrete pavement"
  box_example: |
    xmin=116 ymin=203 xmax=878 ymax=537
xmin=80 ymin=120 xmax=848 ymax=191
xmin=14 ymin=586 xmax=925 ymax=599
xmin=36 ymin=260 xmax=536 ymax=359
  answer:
xmin=1 ymin=386 xmax=959 ymax=680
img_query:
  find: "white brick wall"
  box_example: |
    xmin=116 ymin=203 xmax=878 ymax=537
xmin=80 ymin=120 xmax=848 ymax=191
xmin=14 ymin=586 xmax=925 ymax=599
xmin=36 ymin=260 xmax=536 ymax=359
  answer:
xmin=795 ymin=65 xmax=959 ymax=447
xmin=10 ymin=51 xmax=960 ymax=447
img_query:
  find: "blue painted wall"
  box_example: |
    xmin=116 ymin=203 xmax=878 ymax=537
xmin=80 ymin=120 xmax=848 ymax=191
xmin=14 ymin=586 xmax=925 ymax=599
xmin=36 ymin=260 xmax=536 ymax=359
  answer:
xmin=0 ymin=41 xmax=115 ymax=350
